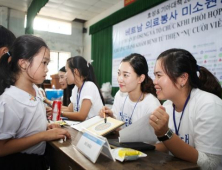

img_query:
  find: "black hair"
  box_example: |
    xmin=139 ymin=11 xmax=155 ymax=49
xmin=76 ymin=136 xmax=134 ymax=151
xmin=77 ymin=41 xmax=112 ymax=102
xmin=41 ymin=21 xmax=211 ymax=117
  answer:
xmin=59 ymin=66 xmax=74 ymax=106
xmin=157 ymin=48 xmax=222 ymax=98
xmin=122 ymin=53 xmax=156 ymax=96
xmin=0 ymin=35 xmax=48 ymax=95
xmin=67 ymin=56 xmax=105 ymax=105
xmin=0 ymin=25 xmax=16 ymax=49
xmin=59 ymin=66 xmax=66 ymax=72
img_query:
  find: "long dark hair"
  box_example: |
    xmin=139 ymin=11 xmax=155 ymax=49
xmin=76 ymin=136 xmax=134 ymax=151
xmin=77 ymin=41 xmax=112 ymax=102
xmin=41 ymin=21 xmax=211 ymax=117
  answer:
xmin=67 ymin=56 xmax=105 ymax=105
xmin=0 ymin=35 xmax=48 ymax=95
xmin=122 ymin=53 xmax=156 ymax=96
xmin=0 ymin=25 xmax=16 ymax=49
xmin=157 ymin=48 xmax=222 ymax=98
xmin=59 ymin=66 xmax=74 ymax=106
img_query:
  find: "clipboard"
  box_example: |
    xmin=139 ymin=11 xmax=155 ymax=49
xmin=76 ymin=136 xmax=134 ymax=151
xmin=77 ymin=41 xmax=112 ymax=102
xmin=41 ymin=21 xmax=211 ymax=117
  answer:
xmin=72 ymin=116 xmax=124 ymax=136
xmin=108 ymin=139 xmax=155 ymax=151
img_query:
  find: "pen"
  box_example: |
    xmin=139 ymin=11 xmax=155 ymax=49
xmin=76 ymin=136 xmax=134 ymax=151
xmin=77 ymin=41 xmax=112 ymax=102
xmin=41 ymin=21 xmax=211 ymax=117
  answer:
xmin=104 ymin=112 xmax=107 ymax=123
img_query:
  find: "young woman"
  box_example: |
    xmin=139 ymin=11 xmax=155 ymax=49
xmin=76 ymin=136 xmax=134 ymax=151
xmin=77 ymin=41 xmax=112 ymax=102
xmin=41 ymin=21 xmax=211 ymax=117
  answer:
xmin=61 ymin=56 xmax=104 ymax=121
xmin=150 ymin=48 xmax=222 ymax=169
xmin=43 ymin=66 xmax=74 ymax=106
xmin=0 ymin=35 xmax=70 ymax=170
xmin=100 ymin=53 xmax=160 ymax=128
xmin=58 ymin=66 xmax=74 ymax=106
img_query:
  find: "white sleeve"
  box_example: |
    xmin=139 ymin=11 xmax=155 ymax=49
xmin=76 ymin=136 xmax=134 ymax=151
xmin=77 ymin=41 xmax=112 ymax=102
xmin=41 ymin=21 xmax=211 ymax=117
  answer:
xmin=197 ymin=151 xmax=221 ymax=170
xmin=0 ymin=101 xmax=20 ymax=139
xmin=81 ymin=83 xmax=98 ymax=101
xmin=70 ymin=88 xmax=75 ymax=103
xmin=195 ymin=102 xmax=222 ymax=155
xmin=111 ymin=91 xmax=121 ymax=119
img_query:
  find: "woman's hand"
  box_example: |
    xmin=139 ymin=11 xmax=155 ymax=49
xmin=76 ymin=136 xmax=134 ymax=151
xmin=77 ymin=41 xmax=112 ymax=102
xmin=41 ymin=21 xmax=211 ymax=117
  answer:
xmin=149 ymin=106 xmax=169 ymax=137
xmin=99 ymin=106 xmax=114 ymax=118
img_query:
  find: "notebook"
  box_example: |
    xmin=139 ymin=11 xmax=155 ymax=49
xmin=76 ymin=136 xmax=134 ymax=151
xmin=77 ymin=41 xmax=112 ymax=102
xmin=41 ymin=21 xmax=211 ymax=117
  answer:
xmin=108 ymin=139 xmax=155 ymax=151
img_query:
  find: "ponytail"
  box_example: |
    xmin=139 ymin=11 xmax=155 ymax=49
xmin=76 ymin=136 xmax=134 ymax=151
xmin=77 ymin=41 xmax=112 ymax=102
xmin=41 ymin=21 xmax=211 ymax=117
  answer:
xmin=0 ymin=52 xmax=13 ymax=95
xmin=141 ymin=74 xmax=157 ymax=97
xmin=198 ymin=66 xmax=222 ymax=98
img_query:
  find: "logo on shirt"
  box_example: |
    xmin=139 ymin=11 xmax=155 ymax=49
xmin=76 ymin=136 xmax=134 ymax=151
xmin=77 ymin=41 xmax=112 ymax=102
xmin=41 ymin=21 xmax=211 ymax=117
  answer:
xmin=29 ymin=95 xmax=37 ymax=101
xmin=120 ymin=111 xmax=132 ymax=127
xmin=180 ymin=134 xmax=189 ymax=144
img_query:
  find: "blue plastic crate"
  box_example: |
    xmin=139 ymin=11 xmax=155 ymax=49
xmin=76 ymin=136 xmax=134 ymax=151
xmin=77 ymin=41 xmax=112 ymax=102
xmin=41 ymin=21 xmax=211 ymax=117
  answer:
xmin=45 ymin=89 xmax=63 ymax=100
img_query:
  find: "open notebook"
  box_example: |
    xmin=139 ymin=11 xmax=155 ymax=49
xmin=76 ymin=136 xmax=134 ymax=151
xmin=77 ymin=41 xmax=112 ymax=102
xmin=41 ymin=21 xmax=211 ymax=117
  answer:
xmin=71 ymin=116 xmax=124 ymax=136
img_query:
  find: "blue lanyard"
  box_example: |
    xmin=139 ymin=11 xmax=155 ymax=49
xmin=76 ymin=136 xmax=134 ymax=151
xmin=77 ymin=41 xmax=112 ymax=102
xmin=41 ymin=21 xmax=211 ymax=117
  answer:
xmin=76 ymin=81 xmax=85 ymax=111
xmin=173 ymin=93 xmax=191 ymax=135
xmin=121 ymin=93 xmax=143 ymax=126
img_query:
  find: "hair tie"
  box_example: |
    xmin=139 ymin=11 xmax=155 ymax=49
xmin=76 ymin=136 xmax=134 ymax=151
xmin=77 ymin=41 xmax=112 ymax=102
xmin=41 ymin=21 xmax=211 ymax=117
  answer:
xmin=6 ymin=51 xmax=10 ymax=56
xmin=196 ymin=65 xmax=200 ymax=77
xmin=87 ymin=60 xmax=93 ymax=67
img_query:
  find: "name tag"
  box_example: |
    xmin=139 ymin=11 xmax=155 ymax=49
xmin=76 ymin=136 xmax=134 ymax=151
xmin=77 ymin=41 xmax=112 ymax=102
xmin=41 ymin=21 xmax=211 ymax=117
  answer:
xmin=76 ymin=132 xmax=105 ymax=163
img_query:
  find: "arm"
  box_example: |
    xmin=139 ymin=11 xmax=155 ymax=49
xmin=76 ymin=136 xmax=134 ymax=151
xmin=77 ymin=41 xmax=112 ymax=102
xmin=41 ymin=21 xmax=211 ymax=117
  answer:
xmin=62 ymin=105 xmax=69 ymax=111
xmin=162 ymin=133 xmax=198 ymax=163
xmin=150 ymin=106 xmax=198 ymax=163
xmin=155 ymin=142 xmax=168 ymax=153
xmin=61 ymin=99 xmax=92 ymax=121
xmin=0 ymin=128 xmax=71 ymax=157
xmin=43 ymin=97 xmax=53 ymax=106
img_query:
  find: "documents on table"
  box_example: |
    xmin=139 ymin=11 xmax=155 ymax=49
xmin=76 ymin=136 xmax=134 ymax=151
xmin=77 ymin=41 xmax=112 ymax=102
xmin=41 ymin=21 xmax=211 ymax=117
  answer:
xmin=119 ymin=114 xmax=157 ymax=144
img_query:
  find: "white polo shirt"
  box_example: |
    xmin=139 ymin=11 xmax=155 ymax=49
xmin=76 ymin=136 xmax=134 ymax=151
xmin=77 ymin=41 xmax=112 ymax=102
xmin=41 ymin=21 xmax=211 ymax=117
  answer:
xmin=70 ymin=81 xmax=103 ymax=120
xmin=0 ymin=84 xmax=48 ymax=155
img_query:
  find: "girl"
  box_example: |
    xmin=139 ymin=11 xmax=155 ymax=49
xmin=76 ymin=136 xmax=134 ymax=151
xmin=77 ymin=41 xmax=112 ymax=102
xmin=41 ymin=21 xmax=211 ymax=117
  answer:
xmin=150 ymin=49 xmax=222 ymax=170
xmin=100 ymin=53 xmax=160 ymax=128
xmin=0 ymin=35 xmax=70 ymax=170
xmin=61 ymin=56 xmax=104 ymax=121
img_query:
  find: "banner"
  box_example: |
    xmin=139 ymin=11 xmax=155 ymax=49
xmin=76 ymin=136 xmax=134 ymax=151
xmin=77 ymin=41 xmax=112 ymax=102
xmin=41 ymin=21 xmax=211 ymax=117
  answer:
xmin=112 ymin=0 xmax=222 ymax=87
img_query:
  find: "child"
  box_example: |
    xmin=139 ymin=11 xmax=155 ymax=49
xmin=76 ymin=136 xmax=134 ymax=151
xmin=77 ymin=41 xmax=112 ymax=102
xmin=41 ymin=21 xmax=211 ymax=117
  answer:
xmin=61 ymin=56 xmax=104 ymax=121
xmin=0 ymin=35 xmax=70 ymax=170
xmin=100 ymin=53 xmax=160 ymax=128
xmin=150 ymin=48 xmax=222 ymax=169
xmin=0 ymin=25 xmax=16 ymax=58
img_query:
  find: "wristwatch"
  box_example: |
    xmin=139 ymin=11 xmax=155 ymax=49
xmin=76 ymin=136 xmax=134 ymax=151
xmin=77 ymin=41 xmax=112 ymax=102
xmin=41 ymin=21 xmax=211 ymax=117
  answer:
xmin=157 ymin=128 xmax=174 ymax=141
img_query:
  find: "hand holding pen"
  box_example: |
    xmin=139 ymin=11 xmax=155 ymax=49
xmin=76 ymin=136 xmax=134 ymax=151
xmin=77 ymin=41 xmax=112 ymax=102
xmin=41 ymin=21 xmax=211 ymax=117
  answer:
xmin=99 ymin=106 xmax=115 ymax=120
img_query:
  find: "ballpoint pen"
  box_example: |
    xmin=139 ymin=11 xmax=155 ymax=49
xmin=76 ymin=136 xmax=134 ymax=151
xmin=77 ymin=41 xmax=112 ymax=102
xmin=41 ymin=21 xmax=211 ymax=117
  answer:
xmin=104 ymin=112 xmax=107 ymax=123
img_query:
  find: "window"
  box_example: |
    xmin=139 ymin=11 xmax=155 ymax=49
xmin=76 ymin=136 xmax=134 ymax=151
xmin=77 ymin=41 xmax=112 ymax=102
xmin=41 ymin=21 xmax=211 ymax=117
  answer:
xmin=25 ymin=16 xmax=72 ymax=35
xmin=47 ymin=51 xmax=71 ymax=80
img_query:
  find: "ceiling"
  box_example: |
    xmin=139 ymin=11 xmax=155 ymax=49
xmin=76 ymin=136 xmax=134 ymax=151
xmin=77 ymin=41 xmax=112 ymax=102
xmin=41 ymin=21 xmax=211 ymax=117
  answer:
xmin=0 ymin=0 xmax=122 ymax=22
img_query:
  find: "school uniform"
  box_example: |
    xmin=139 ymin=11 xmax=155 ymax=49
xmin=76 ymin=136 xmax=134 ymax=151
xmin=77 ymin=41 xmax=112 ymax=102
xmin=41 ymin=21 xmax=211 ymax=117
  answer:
xmin=112 ymin=90 xmax=161 ymax=128
xmin=163 ymin=88 xmax=222 ymax=169
xmin=0 ymin=84 xmax=48 ymax=170
xmin=70 ymin=81 xmax=103 ymax=119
